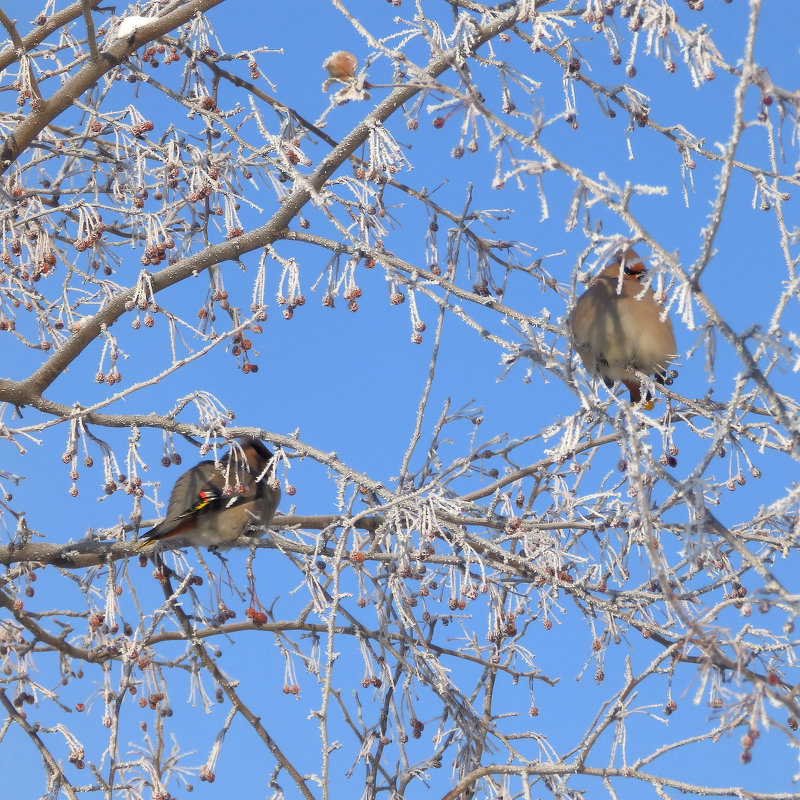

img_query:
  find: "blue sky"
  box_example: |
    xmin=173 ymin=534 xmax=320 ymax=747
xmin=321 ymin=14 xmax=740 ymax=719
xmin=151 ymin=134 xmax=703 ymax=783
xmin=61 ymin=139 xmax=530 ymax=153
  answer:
xmin=1 ymin=1 xmax=800 ymax=798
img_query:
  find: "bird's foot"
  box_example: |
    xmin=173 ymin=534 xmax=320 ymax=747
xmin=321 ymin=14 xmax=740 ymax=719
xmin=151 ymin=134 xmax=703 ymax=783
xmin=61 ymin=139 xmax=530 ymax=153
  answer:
xmin=207 ymin=545 xmax=230 ymax=564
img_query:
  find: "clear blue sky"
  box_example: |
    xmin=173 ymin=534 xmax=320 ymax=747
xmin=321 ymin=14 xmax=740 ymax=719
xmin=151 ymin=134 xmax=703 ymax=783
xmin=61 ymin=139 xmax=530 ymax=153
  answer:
xmin=2 ymin=1 xmax=799 ymax=798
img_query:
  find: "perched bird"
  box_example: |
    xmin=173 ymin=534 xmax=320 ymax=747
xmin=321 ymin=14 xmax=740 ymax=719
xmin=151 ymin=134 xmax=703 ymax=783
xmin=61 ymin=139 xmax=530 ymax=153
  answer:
xmin=569 ymin=248 xmax=677 ymax=408
xmin=137 ymin=437 xmax=280 ymax=550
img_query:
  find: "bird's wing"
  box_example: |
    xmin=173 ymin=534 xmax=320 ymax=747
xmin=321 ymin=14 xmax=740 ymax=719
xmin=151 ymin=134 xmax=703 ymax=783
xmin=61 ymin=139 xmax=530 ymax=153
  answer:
xmin=138 ymin=461 xmax=226 ymax=544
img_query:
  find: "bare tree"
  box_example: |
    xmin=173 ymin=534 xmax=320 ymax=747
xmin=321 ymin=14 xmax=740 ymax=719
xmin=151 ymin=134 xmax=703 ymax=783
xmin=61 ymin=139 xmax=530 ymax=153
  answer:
xmin=0 ymin=1 xmax=799 ymax=798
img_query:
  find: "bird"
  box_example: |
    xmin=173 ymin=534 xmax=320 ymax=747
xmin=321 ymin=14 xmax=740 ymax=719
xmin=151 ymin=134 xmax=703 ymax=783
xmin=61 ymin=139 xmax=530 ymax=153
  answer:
xmin=568 ymin=248 xmax=677 ymax=408
xmin=137 ymin=437 xmax=280 ymax=550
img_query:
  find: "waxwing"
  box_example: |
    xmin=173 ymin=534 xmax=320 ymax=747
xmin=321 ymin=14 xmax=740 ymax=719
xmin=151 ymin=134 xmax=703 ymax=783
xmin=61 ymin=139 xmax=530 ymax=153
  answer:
xmin=569 ymin=248 xmax=677 ymax=407
xmin=137 ymin=437 xmax=280 ymax=550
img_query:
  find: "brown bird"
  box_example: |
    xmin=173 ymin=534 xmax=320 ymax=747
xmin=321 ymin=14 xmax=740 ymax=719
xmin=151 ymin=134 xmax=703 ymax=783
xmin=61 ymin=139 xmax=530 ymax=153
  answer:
xmin=137 ymin=437 xmax=280 ymax=550
xmin=569 ymin=248 xmax=677 ymax=408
